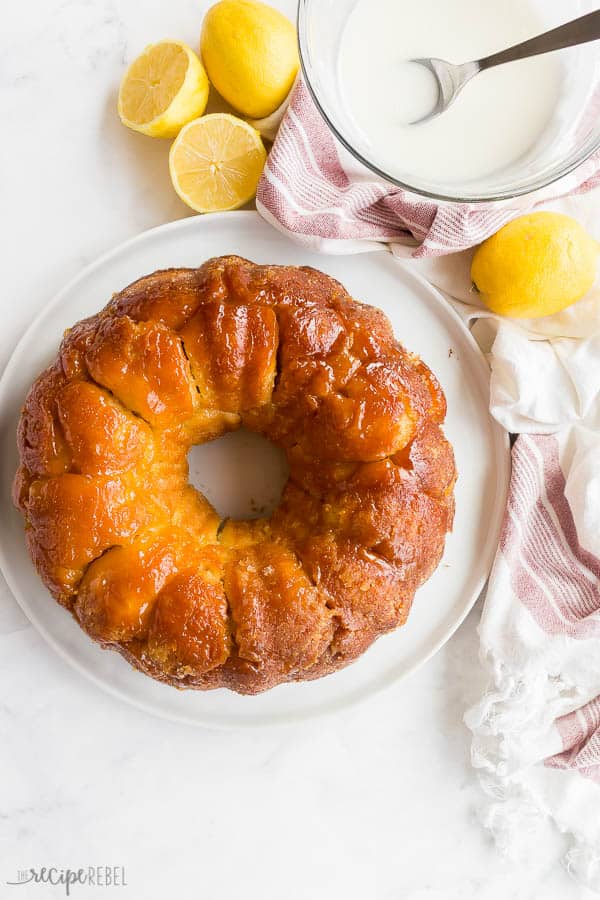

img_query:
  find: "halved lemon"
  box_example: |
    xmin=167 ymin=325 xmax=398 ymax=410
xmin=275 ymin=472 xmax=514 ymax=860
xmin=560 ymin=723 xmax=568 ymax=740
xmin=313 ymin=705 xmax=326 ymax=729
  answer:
xmin=118 ymin=41 xmax=209 ymax=138
xmin=169 ymin=113 xmax=267 ymax=213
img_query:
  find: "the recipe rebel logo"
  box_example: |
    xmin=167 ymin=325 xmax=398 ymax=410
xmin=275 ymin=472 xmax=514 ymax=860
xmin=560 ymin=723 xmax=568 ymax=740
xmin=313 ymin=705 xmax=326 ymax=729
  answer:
xmin=6 ymin=866 xmax=127 ymax=895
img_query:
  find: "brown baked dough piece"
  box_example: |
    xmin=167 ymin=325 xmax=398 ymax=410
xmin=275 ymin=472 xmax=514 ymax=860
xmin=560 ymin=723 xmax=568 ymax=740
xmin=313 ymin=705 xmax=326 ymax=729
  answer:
xmin=13 ymin=256 xmax=456 ymax=694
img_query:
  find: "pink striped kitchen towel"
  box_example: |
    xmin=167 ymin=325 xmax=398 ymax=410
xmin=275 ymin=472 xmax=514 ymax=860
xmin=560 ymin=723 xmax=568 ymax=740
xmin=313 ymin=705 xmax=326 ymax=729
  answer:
xmin=257 ymin=77 xmax=600 ymax=257
xmin=257 ymin=78 xmax=600 ymax=890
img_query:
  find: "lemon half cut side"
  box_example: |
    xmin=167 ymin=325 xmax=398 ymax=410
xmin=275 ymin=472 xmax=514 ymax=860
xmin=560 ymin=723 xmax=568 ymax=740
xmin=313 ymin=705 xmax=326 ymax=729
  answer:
xmin=169 ymin=113 xmax=267 ymax=213
xmin=118 ymin=40 xmax=209 ymax=139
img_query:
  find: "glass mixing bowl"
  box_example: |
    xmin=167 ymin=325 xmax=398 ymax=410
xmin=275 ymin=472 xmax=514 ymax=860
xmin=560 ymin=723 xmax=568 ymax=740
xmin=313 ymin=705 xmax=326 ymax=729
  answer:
xmin=297 ymin=0 xmax=600 ymax=202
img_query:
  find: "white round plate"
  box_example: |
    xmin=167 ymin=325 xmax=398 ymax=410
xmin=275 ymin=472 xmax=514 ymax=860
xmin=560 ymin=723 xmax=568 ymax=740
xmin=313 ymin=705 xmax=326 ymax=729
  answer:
xmin=0 ymin=212 xmax=509 ymax=728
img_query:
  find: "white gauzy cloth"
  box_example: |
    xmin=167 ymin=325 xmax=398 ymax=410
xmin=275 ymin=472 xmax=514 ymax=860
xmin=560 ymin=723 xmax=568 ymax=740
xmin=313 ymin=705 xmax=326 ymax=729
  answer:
xmin=257 ymin=82 xmax=600 ymax=890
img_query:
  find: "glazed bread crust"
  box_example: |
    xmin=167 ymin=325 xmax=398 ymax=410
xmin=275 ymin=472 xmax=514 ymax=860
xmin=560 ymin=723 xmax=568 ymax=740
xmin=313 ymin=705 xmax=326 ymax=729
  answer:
xmin=13 ymin=257 xmax=456 ymax=694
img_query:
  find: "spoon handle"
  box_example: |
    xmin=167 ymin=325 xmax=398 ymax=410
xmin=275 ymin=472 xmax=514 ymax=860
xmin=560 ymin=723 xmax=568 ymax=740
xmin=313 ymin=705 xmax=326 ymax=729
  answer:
xmin=478 ymin=10 xmax=600 ymax=71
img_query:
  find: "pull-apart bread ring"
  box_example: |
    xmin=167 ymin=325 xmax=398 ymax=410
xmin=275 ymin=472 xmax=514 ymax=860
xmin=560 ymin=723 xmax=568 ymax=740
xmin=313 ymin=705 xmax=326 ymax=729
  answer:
xmin=13 ymin=256 xmax=456 ymax=694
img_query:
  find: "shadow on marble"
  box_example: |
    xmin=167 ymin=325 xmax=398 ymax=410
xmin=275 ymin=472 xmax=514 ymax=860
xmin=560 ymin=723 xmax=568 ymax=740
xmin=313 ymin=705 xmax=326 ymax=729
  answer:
xmin=440 ymin=599 xmax=489 ymax=774
xmin=99 ymin=87 xmax=190 ymax=227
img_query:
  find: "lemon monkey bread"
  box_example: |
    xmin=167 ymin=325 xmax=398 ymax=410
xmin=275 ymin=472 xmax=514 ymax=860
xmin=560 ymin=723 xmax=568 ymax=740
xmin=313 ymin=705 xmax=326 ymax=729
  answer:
xmin=13 ymin=256 xmax=456 ymax=694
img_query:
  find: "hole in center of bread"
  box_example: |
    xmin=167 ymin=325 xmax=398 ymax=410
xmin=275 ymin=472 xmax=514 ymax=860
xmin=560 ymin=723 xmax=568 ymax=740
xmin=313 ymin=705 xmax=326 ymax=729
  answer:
xmin=187 ymin=428 xmax=289 ymax=522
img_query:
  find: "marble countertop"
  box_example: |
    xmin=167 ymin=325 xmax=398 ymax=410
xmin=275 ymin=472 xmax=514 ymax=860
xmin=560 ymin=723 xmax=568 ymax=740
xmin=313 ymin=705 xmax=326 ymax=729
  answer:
xmin=0 ymin=1 xmax=592 ymax=897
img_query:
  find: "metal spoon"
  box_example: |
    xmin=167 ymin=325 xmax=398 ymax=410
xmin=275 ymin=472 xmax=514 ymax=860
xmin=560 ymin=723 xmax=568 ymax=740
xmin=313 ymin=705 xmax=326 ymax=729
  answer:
xmin=410 ymin=9 xmax=600 ymax=124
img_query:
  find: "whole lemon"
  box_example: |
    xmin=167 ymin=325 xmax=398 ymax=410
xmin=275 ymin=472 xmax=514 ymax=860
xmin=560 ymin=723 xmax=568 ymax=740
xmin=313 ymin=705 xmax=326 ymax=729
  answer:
xmin=200 ymin=0 xmax=299 ymax=119
xmin=471 ymin=212 xmax=599 ymax=319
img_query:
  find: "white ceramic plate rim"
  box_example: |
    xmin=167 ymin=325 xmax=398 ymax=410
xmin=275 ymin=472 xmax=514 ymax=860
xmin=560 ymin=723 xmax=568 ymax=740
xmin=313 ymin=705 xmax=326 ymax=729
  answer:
xmin=0 ymin=213 xmax=510 ymax=729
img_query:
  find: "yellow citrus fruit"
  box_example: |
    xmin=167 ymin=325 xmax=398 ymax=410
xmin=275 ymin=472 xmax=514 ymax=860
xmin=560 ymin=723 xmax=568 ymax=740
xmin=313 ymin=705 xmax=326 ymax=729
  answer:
xmin=200 ymin=0 xmax=299 ymax=119
xmin=471 ymin=212 xmax=599 ymax=319
xmin=169 ymin=113 xmax=267 ymax=213
xmin=118 ymin=41 xmax=209 ymax=138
